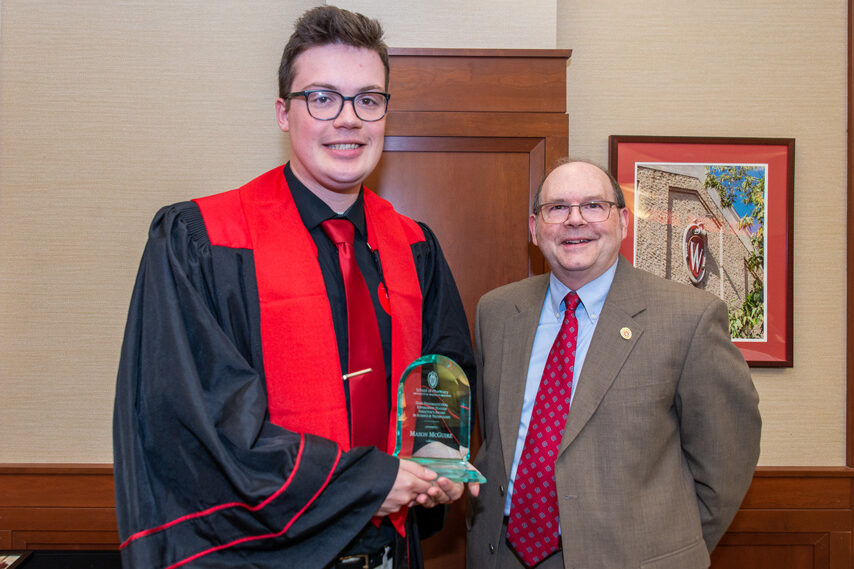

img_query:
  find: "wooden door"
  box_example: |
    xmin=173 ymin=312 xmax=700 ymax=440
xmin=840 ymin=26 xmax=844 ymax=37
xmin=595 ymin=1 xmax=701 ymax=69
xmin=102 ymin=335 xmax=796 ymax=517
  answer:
xmin=368 ymin=48 xmax=571 ymax=569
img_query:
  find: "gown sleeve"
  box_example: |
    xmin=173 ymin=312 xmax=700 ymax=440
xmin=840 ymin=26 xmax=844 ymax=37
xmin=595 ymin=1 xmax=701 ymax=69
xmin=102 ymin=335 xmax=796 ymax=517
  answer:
xmin=113 ymin=202 xmax=399 ymax=569
xmin=413 ymin=222 xmax=475 ymax=381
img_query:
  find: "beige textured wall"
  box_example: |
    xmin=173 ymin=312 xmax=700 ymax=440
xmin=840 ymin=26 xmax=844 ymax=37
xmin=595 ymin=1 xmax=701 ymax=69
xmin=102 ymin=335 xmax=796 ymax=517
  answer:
xmin=557 ymin=0 xmax=848 ymax=465
xmin=0 ymin=0 xmax=315 ymax=462
xmin=0 ymin=1 xmax=847 ymax=465
xmin=336 ymin=0 xmax=557 ymax=48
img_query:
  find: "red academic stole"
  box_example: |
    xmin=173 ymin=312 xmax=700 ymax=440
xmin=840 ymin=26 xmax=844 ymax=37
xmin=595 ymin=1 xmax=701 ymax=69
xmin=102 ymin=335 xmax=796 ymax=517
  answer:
xmin=194 ymin=166 xmax=423 ymax=535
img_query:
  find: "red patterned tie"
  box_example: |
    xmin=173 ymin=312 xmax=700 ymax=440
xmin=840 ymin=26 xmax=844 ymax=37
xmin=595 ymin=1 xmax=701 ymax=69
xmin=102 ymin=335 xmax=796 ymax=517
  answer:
xmin=321 ymin=219 xmax=388 ymax=449
xmin=507 ymin=291 xmax=581 ymax=567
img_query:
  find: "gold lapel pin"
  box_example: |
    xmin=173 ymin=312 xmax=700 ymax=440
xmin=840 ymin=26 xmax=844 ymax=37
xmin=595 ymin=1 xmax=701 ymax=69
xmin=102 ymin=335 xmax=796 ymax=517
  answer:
xmin=620 ymin=327 xmax=632 ymax=340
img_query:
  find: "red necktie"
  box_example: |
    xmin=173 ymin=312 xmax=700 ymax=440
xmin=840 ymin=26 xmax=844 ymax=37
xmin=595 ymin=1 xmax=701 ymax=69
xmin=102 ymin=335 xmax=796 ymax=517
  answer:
xmin=507 ymin=291 xmax=581 ymax=567
xmin=321 ymin=219 xmax=388 ymax=449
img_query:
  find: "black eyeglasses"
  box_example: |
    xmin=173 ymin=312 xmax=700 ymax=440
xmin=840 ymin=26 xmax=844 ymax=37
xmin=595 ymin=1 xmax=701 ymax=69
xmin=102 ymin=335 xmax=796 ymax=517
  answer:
xmin=285 ymin=89 xmax=391 ymax=121
xmin=534 ymin=201 xmax=619 ymax=223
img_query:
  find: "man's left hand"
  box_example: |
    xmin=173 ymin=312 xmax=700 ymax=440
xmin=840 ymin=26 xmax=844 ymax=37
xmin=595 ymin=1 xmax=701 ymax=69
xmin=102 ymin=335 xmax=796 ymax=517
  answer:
xmin=412 ymin=478 xmax=479 ymax=508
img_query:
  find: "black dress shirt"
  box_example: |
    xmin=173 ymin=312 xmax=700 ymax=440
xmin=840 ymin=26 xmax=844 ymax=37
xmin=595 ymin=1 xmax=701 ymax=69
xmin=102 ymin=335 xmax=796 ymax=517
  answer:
xmin=284 ymin=164 xmax=393 ymax=414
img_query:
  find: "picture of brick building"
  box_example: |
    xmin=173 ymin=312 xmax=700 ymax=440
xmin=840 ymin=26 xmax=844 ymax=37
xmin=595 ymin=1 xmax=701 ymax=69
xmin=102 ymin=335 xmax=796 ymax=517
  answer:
xmin=633 ymin=164 xmax=766 ymax=339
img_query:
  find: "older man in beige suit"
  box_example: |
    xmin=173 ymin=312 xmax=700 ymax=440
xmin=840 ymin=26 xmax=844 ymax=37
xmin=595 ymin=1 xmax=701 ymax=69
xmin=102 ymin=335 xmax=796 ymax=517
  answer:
xmin=466 ymin=161 xmax=761 ymax=569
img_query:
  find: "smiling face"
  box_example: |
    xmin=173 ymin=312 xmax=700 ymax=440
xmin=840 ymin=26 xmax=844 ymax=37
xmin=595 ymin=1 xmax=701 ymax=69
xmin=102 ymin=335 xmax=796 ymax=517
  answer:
xmin=275 ymin=43 xmax=386 ymax=201
xmin=530 ymin=162 xmax=629 ymax=290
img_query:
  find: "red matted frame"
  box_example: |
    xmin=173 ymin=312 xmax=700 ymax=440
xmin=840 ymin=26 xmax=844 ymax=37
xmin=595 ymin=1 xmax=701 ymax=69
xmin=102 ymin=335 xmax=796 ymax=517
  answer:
xmin=609 ymin=135 xmax=795 ymax=367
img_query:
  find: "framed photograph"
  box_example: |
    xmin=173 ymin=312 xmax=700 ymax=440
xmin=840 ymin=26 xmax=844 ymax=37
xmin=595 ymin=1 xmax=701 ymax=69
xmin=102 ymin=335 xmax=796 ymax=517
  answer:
xmin=609 ymin=135 xmax=794 ymax=367
xmin=0 ymin=552 xmax=31 ymax=569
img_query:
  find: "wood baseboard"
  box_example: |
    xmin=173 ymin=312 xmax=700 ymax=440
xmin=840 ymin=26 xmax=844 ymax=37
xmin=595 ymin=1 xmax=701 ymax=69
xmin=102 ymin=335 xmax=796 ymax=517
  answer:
xmin=1 ymin=464 xmax=851 ymax=568
xmin=712 ymin=467 xmax=854 ymax=569
xmin=0 ymin=464 xmax=118 ymax=551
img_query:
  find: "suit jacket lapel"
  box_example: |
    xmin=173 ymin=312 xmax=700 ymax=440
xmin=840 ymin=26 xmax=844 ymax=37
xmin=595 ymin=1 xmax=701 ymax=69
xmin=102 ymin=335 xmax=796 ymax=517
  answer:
xmin=498 ymin=275 xmax=549 ymax=479
xmin=559 ymin=258 xmax=647 ymax=455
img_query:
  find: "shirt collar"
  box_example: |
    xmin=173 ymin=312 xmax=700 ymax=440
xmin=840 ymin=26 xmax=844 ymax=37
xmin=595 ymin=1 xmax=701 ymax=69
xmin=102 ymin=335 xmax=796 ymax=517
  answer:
xmin=546 ymin=260 xmax=619 ymax=323
xmin=284 ymin=163 xmax=368 ymax=239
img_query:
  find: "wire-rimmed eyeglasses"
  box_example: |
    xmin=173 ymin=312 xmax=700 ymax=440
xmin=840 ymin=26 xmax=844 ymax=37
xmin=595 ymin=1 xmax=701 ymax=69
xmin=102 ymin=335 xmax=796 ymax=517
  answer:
xmin=534 ymin=201 xmax=619 ymax=223
xmin=285 ymin=89 xmax=391 ymax=122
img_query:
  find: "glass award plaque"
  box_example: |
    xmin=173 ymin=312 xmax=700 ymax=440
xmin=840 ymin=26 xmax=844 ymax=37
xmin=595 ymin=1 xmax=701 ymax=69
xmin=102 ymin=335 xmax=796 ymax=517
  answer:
xmin=393 ymin=354 xmax=486 ymax=483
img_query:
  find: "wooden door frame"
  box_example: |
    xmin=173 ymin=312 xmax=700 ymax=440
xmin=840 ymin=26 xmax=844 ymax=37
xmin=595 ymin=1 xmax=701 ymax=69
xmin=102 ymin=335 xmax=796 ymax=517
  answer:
xmin=848 ymin=0 xmax=853 ymax=467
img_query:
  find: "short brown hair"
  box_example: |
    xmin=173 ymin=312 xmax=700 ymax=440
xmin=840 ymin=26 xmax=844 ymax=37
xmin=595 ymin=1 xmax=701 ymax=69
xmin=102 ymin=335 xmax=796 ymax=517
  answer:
xmin=278 ymin=6 xmax=389 ymax=99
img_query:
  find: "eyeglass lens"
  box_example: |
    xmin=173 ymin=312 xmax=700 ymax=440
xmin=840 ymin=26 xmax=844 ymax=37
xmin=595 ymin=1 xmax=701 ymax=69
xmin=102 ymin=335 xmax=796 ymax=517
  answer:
xmin=305 ymin=91 xmax=388 ymax=121
xmin=541 ymin=202 xmax=613 ymax=223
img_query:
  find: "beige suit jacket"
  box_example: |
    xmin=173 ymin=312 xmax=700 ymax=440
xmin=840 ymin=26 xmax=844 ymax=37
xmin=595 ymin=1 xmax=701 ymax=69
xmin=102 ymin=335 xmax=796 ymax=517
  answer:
xmin=466 ymin=258 xmax=761 ymax=569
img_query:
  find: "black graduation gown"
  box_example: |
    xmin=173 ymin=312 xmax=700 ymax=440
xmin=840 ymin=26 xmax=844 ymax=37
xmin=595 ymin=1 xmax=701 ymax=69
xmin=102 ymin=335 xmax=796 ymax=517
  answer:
xmin=113 ymin=200 xmax=474 ymax=569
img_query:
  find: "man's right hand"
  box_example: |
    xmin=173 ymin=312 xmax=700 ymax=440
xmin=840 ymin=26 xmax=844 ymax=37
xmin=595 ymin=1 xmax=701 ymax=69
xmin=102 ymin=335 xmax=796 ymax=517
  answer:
xmin=374 ymin=460 xmax=437 ymax=516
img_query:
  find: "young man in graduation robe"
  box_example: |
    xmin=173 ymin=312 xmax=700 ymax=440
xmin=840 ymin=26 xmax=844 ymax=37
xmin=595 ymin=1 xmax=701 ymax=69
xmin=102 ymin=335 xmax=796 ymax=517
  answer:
xmin=113 ymin=7 xmax=477 ymax=569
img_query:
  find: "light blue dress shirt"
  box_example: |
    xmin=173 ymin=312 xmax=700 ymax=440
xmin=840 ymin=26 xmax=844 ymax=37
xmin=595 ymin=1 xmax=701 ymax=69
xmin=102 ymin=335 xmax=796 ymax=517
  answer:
xmin=503 ymin=261 xmax=618 ymax=515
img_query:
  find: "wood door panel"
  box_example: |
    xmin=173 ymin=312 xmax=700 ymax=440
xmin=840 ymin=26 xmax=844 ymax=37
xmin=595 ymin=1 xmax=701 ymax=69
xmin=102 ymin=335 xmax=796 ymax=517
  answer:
xmin=387 ymin=49 xmax=571 ymax=114
xmin=712 ymin=533 xmax=831 ymax=569
xmin=368 ymin=149 xmax=535 ymax=329
xmin=389 ymin=55 xmax=568 ymax=112
xmin=367 ymin=137 xmax=543 ymax=569
xmin=387 ymin=111 xmax=568 ymax=137
xmin=383 ymin=136 xmax=545 ymax=153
